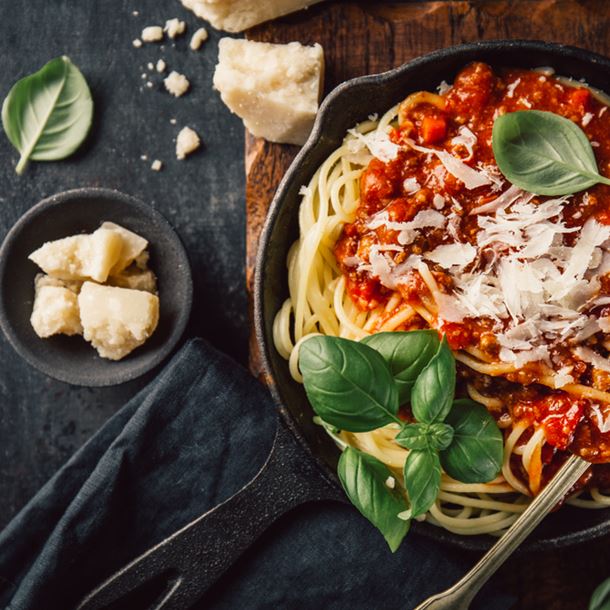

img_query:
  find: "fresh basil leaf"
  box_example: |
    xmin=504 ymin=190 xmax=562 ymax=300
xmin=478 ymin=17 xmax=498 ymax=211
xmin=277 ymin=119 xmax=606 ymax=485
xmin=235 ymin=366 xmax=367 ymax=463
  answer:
xmin=2 ymin=56 xmax=93 ymax=175
xmin=395 ymin=423 xmax=430 ymax=450
xmin=299 ymin=336 xmax=400 ymax=432
xmin=403 ymin=449 xmax=441 ymax=518
xmin=492 ymin=110 xmax=610 ymax=196
xmin=410 ymin=337 xmax=455 ymax=424
xmin=361 ymin=330 xmax=440 ymax=404
xmin=338 ymin=447 xmax=410 ymax=552
xmin=590 ymin=577 xmax=610 ymax=610
xmin=427 ymin=422 xmax=454 ymax=451
xmin=395 ymin=422 xmax=454 ymax=451
xmin=440 ymin=399 xmax=503 ymax=483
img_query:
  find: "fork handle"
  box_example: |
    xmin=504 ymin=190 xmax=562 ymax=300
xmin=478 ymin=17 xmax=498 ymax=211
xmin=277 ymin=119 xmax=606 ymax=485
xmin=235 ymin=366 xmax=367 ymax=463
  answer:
xmin=77 ymin=418 xmax=342 ymax=610
xmin=414 ymin=454 xmax=589 ymax=610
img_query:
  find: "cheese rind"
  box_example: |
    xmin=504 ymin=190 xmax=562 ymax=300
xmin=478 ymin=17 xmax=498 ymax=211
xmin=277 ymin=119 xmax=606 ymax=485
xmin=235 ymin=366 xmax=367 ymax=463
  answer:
xmin=29 ymin=228 xmax=123 ymax=283
xmin=31 ymin=283 xmax=82 ymax=338
xmin=213 ymin=38 xmax=324 ymax=145
xmin=78 ymin=282 xmax=160 ymax=361
xmin=180 ymin=0 xmax=325 ymax=33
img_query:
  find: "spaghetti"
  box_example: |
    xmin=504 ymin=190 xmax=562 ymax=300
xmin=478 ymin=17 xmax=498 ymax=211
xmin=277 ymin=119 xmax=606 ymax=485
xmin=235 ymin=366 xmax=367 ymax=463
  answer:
xmin=273 ymin=62 xmax=610 ymax=535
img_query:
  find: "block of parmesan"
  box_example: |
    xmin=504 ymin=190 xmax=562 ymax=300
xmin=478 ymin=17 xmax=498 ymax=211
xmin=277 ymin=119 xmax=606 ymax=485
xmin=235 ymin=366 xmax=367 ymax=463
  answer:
xmin=29 ymin=228 xmax=123 ymax=283
xmin=180 ymin=0 xmax=325 ymax=33
xmin=31 ymin=276 xmax=82 ymax=338
xmin=213 ymin=38 xmax=324 ymax=145
xmin=78 ymin=282 xmax=160 ymax=361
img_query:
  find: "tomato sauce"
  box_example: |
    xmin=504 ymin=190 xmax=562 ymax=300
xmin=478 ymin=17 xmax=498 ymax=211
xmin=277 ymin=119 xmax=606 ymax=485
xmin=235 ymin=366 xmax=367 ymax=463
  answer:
xmin=334 ymin=62 xmax=610 ymax=476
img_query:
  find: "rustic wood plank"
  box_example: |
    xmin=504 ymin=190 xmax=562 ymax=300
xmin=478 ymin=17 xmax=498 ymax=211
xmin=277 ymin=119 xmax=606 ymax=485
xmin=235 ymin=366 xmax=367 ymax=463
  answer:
xmin=244 ymin=1 xmax=610 ymax=607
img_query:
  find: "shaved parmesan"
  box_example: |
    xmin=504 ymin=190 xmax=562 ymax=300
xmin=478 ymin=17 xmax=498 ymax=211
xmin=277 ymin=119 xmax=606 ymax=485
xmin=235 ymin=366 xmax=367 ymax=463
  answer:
xmin=425 ymin=243 xmax=476 ymax=269
xmin=450 ymin=126 xmax=477 ymax=160
xmin=406 ymin=139 xmax=492 ymax=190
xmin=506 ymin=78 xmax=521 ymax=98
xmin=590 ymin=404 xmax=610 ymax=433
xmin=403 ymin=177 xmax=420 ymax=194
xmin=433 ymin=194 xmax=445 ymax=210
xmin=582 ymin=112 xmax=594 ymax=127
xmin=347 ymin=128 xmax=400 ymax=163
xmin=575 ymin=346 xmax=610 ymax=373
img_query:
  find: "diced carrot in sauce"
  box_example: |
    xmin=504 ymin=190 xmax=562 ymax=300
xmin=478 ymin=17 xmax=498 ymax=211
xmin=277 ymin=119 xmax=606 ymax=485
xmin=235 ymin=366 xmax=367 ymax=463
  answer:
xmin=421 ymin=115 xmax=447 ymax=144
xmin=570 ymin=87 xmax=591 ymax=110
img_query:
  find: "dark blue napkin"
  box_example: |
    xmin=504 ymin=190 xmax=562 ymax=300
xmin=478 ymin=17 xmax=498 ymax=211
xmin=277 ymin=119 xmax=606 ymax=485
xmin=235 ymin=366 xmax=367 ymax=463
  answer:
xmin=0 ymin=339 xmax=513 ymax=610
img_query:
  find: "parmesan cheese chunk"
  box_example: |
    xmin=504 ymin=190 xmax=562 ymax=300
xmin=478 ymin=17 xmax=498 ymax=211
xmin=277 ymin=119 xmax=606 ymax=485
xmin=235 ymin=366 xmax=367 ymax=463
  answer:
xmin=31 ymin=280 xmax=82 ymax=338
xmin=176 ymin=126 xmax=201 ymax=159
xmin=164 ymin=18 xmax=186 ymax=39
xmin=213 ymin=38 xmax=324 ymax=145
xmin=108 ymin=268 xmax=158 ymax=294
xmin=79 ymin=282 xmax=159 ymax=361
xmin=180 ymin=0 xmax=325 ymax=33
xmin=164 ymin=71 xmax=190 ymax=97
xmin=29 ymin=228 xmax=123 ymax=283
xmin=101 ymin=222 xmax=148 ymax=275
xmin=190 ymin=28 xmax=208 ymax=51
xmin=141 ymin=26 xmax=164 ymax=42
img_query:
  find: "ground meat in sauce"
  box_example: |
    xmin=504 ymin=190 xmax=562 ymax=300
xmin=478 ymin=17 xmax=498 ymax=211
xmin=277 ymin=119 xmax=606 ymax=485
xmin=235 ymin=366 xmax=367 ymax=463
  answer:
xmin=334 ymin=62 xmax=610 ymax=481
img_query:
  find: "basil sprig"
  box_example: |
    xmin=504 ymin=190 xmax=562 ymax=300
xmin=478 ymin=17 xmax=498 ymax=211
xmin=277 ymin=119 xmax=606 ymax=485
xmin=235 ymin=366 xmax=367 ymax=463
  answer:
xmin=299 ymin=332 xmax=503 ymax=551
xmin=590 ymin=577 xmax=610 ymax=610
xmin=492 ymin=109 xmax=610 ymax=196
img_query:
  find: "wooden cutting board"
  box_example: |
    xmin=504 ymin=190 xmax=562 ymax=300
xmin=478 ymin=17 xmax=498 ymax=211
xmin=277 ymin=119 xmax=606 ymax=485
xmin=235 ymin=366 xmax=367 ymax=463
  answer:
xmin=244 ymin=2 xmax=610 ymax=608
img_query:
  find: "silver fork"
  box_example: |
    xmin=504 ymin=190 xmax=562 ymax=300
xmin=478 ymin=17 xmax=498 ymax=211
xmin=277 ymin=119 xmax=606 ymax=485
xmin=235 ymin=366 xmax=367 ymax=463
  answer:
xmin=414 ymin=454 xmax=589 ymax=610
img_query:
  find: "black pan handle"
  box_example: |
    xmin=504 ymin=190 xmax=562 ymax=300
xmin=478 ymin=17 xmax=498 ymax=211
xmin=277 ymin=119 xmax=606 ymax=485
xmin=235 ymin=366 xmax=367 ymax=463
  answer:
xmin=76 ymin=417 xmax=343 ymax=610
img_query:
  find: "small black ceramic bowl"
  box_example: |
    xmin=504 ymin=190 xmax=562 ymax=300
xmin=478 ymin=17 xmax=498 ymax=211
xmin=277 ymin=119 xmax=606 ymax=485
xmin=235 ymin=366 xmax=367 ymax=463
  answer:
xmin=0 ymin=188 xmax=193 ymax=386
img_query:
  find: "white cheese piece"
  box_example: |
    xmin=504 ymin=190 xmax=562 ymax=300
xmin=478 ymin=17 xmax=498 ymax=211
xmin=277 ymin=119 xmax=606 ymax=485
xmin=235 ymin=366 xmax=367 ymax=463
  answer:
xmin=147 ymin=62 xmax=154 ymax=71
xmin=180 ymin=0 xmax=325 ymax=33
xmin=141 ymin=26 xmax=164 ymax=42
xmin=190 ymin=28 xmax=208 ymax=51
xmin=151 ymin=159 xmax=163 ymax=171
xmin=132 ymin=39 xmax=143 ymax=48
xmin=164 ymin=18 xmax=186 ymax=39
xmin=31 ymin=282 xmax=82 ymax=338
xmin=574 ymin=346 xmax=610 ymax=373
xmin=176 ymin=127 xmax=201 ymax=160
xmin=406 ymin=139 xmax=492 ymax=190
xmin=79 ymin=282 xmax=159 ymax=361
xmin=403 ymin=177 xmax=420 ymax=194
xmin=108 ymin=267 xmax=158 ymax=294
xmin=156 ymin=59 xmax=166 ymax=73
xmin=582 ymin=112 xmax=594 ymax=127
xmin=425 ymin=243 xmax=476 ymax=269
xmin=213 ymin=38 xmax=324 ymax=145
xmin=346 ymin=128 xmax=400 ymax=163
xmin=29 ymin=228 xmax=123 ymax=283
xmin=164 ymin=71 xmax=190 ymax=97
xmin=100 ymin=222 xmax=148 ymax=275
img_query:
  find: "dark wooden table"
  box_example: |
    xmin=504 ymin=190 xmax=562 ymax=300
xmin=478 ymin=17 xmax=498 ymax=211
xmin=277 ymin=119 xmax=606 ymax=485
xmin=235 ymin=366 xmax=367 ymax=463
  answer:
xmin=244 ymin=2 xmax=610 ymax=608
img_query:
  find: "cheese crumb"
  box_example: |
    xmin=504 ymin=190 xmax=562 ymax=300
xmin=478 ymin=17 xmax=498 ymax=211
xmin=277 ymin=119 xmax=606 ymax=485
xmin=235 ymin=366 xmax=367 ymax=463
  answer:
xmin=132 ymin=10 xmax=139 ymax=16
xmin=147 ymin=62 xmax=154 ymax=70
xmin=164 ymin=71 xmax=190 ymax=97
xmin=151 ymin=159 xmax=163 ymax=171
xmin=164 ymin=18 xmax=186 ymax=39
xmin=140 ymin=154 xmax=148 ymax=161
xmin=190 ymin=28 xmax=208 ymax=51
xmin=145 ymin=81 xmax=154 ymax=89
xmin=132 ymin=39 xmax=143 ymax=48
xmin=170 ymin=118 xmax=177 ymax=125
xmin=582 ymin=112 xmax=594 ymax=127
xmin=176 ymin=127 xmax=201 ymax=160
xmin=385 ymin=476 xmax=396 ymax=489
xmin=156 ymin=59 xmax=166 ymax=73
xmin=141 ymin=26 xmax=163 ymax=42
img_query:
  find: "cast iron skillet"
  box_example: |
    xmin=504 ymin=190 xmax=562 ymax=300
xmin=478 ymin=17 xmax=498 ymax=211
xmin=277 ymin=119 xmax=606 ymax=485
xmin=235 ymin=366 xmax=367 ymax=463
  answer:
xmin=78 ymin=41 xmax=610 ymax=610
